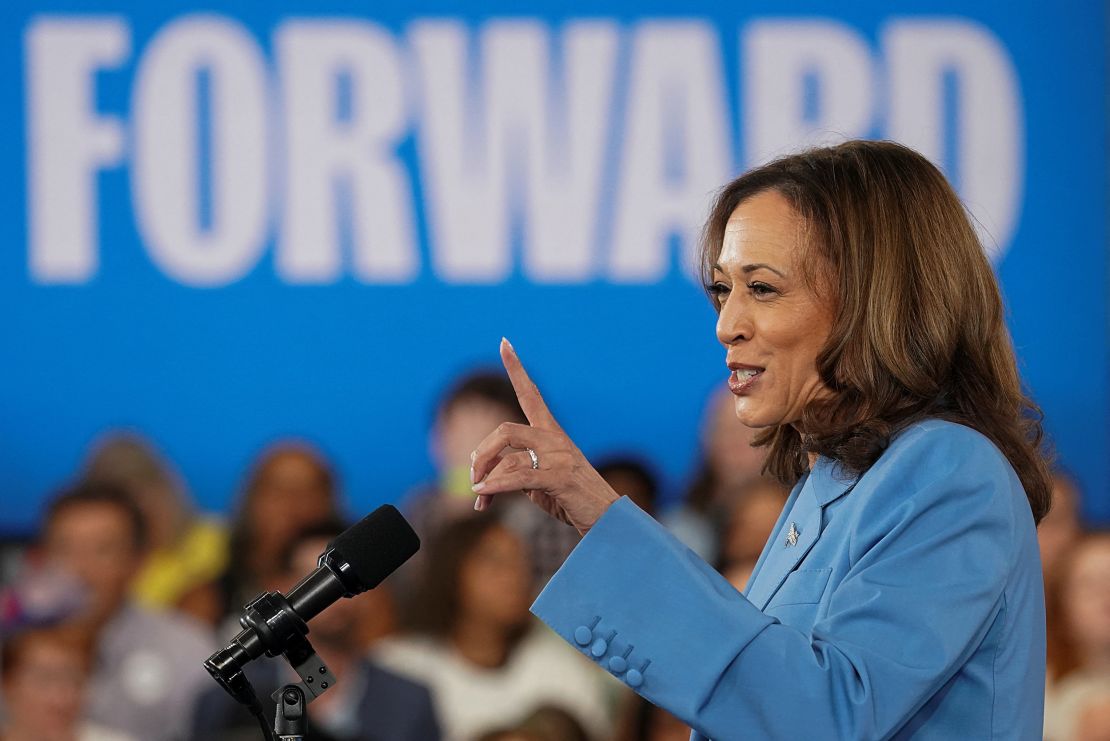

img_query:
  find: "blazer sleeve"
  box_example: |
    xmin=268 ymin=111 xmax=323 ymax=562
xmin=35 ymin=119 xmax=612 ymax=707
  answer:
xmin=530 ymin=441 xmax=1019 ymax=740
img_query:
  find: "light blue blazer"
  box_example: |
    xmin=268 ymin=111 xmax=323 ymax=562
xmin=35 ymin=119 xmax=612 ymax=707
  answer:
xmin=532 ymin=419 xmax=1045 ymax=740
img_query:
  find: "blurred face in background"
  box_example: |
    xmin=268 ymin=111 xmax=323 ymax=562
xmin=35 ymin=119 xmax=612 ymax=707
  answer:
xmin=83 ymin=434 xmax=189 ymax=549
xmin=435 ymin=398 xmax=518 ymax=495
xmin=246 ymin=449 xmax=336 ymax=558
xmin=1063 ymin=535 xmax=1110 ymax=661
xmin=44 ymin=502 xmax=142 ymax=623
xmin=457 ymin=524 xmax=532 ymax=630
xmin=2 ymin=632 xmax=89 ymax=741
xmin=1039 ymin=474 xmax=1081 ymax=582
xmin=703 ymin=390 xmax=765 ymax=486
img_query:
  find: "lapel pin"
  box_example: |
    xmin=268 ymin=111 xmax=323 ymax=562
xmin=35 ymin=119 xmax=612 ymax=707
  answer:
xmin=785 ymin=522 xmax=800 ymax=547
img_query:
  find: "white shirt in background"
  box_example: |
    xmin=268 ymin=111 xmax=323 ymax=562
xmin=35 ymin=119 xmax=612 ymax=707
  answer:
xmin=373 ymin=624 xmax=614 ymax=741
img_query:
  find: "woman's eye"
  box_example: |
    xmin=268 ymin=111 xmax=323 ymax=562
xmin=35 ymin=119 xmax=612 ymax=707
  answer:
xmin=706 ymin=282 xmax=731 ymax=299
xmin=748 ymin=281 xmax=777 ymax=297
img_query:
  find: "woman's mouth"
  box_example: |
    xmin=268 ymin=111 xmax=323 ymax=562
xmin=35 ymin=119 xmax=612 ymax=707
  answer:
xmin=728 ymin=367 xmax=764 ymax=395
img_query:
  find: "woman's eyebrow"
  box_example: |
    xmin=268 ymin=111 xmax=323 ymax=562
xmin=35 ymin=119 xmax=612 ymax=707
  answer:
xmin=710 ymin=262 xmax=786 ymax=278
xmin=742 ymin=263 xmax=786 ymax=278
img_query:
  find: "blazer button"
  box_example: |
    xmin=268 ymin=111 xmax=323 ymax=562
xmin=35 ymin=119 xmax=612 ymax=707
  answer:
xmin=590 ymin=638 xmax=608 ymax=657
xmin=573 ymin=626 xmax=593 ymax=646
xmin=608 ymin=655 xmax=628 ymax=674
xmin=625 ymin=668 xmax=643 ymax=688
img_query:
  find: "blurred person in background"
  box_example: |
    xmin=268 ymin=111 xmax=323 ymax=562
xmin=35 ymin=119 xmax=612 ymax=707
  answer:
xmin=1044 ymin=531 xmax=1110 ymax=741
xmin=474 ymin=705 xmax=592 ymax=741
xmin=596 ymin=456 xmax=660 ymax=516
xmin=182 ymin=441 xmax=344 ymax=627
xmin=475 ymin=732 xmax=542 ymax=741
xmin=614 ymin=694 xmax=691 ymax=741
xmin=1041 ymin=470 xmax=1084 ymax=587
xmin=402 ymin=370 xmax=579 ymax=592
xmin=189 ymin=521 xmax=439 ymax=741
xmin=662 ymin=389 xmax=766 ymax=562
xmin=81 ymin=432 xmax=228 ymax=611
xmin=715 ymin=477 xmax=788 ymax=589
xmin=374 ymin=515 xmax=611 ymax=741
xmin=405 ymin=371 xmax=527 ymax=538
xmin=1 ymin=625 xmax=134 ymax=741
xmin=39 ymin=481 xmax=215 ymax=741
xmin=1044 ymin=470 xmax=1087 ymax=685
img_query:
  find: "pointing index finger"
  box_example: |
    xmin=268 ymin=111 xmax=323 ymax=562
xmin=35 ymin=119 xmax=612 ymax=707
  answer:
xmin=500 ymin=338 xmax=559 ymax=430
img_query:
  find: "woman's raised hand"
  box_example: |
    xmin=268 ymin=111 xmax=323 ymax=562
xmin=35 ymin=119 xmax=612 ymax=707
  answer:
xmin=470 ymin=338 xmax=620 ymax=535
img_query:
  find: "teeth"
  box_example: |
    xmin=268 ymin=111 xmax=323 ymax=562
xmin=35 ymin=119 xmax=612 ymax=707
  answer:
xmin=736 ymin=368 xmax=761 ymax=380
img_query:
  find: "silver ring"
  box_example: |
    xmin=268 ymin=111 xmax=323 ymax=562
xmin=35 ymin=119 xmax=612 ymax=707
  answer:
xmin=526 ymin=448 xmax=540 ymax=470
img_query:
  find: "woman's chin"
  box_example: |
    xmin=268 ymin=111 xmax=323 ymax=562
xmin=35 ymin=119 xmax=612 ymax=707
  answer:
xmin=732 ymin=398 xmax=773 ymax=429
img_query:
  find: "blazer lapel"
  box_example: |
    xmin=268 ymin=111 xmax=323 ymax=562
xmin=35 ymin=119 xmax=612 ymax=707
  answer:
xmin=742 ymin=470 xmax=809 ymax=596
xmin=744 ymin=456 xmax=857 ymax=611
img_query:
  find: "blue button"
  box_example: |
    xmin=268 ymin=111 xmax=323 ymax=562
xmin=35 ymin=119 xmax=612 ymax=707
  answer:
xmin=608 ymin=655 xmax=628 ymax=674
xmin=573 ymin=626 xmax=592 ymax=646
xmin=590 ymin=639 xmax=608 ymax=657
xmin=625 ymin=668 xmax=643 ymax=688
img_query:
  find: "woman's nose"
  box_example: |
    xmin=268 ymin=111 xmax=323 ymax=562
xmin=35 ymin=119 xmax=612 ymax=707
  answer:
xmin=716 ymin=297 xmax=751 ymax=346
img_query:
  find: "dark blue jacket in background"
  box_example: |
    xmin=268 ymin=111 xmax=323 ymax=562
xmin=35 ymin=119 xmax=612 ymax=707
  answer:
xmin=189 ymin=656 xmax=441 ymax=741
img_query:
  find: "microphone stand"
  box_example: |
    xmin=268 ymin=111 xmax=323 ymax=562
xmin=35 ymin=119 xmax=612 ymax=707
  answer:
xmin=274 ymin=685 xmax=307 ymax=741
xmin=204 ymin=591 xmax=338 ymax=741
xmin=203 ymin=506 xmax=420 ymax=741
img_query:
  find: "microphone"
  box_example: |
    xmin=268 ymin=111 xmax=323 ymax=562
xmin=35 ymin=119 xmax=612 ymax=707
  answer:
xmin=281 ymin=503 xmax=420 ymax=621
xmin=204 ymin=504 xmax=419 ymax=705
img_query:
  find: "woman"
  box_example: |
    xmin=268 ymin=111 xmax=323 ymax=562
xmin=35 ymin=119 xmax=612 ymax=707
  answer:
xmin=469 ymin=140 xmax=1052 ymax=740
xmin=1043 ymin=532 xmax=1110 ymax=741
xmin=373 ymin=515 xmax=613 ymax=741
xmin=82 ymin=432 xmax=228 ymax=611
xmin=1 ymin=626 xmax=134 ymax=741
xmin=181 ymin=441 xmax=343 ymax=626
xmin=662 ymin=390 xmax=766 ymax=562
xmin=716 ymin=476 xmax=788 ymax=590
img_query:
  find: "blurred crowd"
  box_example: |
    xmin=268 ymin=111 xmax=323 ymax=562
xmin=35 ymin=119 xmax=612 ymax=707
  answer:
xmin=0 ymin=369 xmax=1106 ymax=741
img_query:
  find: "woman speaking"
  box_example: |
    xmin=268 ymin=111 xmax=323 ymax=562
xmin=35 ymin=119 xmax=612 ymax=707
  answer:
xmin=468 ymin=140 xmax=1051 ymax=740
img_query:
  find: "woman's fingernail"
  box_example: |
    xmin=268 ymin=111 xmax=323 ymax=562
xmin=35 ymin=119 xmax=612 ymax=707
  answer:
xmin=473 ymin=495 xmax=487 ymax=512
xmin=472 ymin=481 xmax=486 ymax=493
xmin=469 ymin=464 xmax=475 ymax=485
xmin=502 ymin=337 xmax=514 ymax=352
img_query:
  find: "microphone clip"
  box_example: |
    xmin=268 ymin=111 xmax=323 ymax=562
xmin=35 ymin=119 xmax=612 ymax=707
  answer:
xmin=238 ymin=592 xmax=338 ymax=704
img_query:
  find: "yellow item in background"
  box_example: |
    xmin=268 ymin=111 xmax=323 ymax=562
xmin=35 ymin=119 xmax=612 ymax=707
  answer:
xmin=442 ymin=466 xmax=476 ymax=499
xmin=131 ymin=518 xmax=229 ymax=610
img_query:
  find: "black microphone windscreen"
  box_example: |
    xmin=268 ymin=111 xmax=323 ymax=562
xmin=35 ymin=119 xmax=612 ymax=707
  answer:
xmin=331 ymin=505 xmax=420 ymax=590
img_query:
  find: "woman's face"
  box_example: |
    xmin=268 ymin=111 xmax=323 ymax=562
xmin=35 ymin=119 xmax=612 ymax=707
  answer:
xmin=2 ymin=639 xmax=86 ymax=739
xmin=248 ymin=451 xmax=335 ymax=553
xmin=1038 ymin=475 xmax=1080 ymax=581
xmin=1063 ymin=537 xmax=1110 ymax=656
xmin=704 ymin=390 xmax=764 ymax=484
xmin=458 ymin=525 xmax=532 ymax=629
xmin=711 ymin=190 xmax=834 ymax=429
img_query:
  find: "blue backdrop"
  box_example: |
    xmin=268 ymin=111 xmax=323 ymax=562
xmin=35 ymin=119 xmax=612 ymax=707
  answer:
xmin=1 ymin=0 xmax=1106 ymax=531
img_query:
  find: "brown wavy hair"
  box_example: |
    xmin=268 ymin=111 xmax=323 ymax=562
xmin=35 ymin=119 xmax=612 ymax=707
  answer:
xmin=700 ymin=140 xmax=1052 ymax=523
